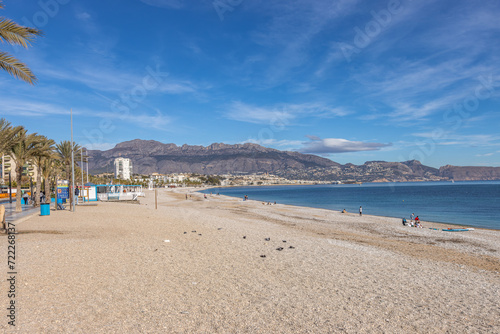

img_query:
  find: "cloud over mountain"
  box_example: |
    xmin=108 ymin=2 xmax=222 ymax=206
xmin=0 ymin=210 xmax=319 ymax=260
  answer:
xmin=300 ymin=136 xmax=392 ymax=154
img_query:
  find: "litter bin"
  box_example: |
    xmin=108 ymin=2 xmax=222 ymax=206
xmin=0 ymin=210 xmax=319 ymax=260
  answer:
xmin=40 ymin=203 xmax=50 ymax=216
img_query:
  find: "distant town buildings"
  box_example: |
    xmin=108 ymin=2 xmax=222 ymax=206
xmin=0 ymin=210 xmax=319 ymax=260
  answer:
xmin=130 ymin=171 xmax=329 ymax=187
xmin=114 ymin=157 xmax=133 ymax=180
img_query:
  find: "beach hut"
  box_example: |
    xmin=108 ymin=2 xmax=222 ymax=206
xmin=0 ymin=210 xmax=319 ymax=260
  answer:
xmin=95 ymin=184 xmax=144 ymax=201
xmin=79 ymin=182 xmax=98 ymax=202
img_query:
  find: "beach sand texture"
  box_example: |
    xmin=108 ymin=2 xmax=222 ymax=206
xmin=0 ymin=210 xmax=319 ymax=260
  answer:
xmin=1 ymin=188 xmax=499 ymax=333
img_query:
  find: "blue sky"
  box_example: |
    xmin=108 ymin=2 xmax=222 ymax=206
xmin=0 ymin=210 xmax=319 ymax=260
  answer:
xmin=1 ymin=0 xmax=499 ymax=168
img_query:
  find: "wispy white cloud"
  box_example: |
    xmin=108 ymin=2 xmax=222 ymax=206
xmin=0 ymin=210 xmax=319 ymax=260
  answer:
xmin=92 ymin=110 xmax=172 ymax=130
xmin=85 ymin=142 xmax=116 ymax=151
xmin=316 ymin=1 xmax=500 ymax=125
xmin=224 ymin=101 xmax=351 ymax=124
xmin=76 ymin=12 xmax=91 ymax=20
xmin=0 ymin=99 xmax=70 ymax=117
xmin=242 ymin=0 xmax=360 ymax=86
xmin=139 ymin=0 xmax=185 ymax=9
xmin=413 ymin=132 xmax=500 ymax=147
xmin=225 ymin=101 xmax=294 ymax=124
xmin=240 ymin=138 xmax=303 ymax=148
xmin=300 ymin=136 xmax=391 ymax=154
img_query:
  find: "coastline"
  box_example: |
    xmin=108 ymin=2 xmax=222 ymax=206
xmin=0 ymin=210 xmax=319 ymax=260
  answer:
xmin=2 ymin=188 xmax=499 ymax=333
xmin=197 ymin=182 xmax=500 ymax=231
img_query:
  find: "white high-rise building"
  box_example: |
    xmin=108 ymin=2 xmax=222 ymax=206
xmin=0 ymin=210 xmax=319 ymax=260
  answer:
xmin=114 ymin=158 xmax=133 ymax=180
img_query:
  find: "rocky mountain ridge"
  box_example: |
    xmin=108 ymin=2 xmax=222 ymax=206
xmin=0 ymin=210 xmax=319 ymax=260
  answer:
xmin=87 ymin=139 xmax=500 ymax=182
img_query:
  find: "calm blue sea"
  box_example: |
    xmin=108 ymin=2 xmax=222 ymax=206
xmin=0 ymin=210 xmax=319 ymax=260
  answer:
xmin=201 ymin=181 xmax=500 ymax=230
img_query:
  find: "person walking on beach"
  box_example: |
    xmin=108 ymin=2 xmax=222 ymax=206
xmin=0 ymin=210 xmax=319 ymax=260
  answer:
xmin=75 ymin=187 xmax=80 ymax=205
xmin=410 ymin=213 xmax=415 ymax=222
xmin=359 ymin=206 xmax=362 ymax=216
xmin=22 ymin=191 xmax=29 ymax=205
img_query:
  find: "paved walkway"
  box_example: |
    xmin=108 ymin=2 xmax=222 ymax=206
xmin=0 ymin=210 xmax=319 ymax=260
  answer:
xmin=1 ymin=200 xmax=44 ymax=223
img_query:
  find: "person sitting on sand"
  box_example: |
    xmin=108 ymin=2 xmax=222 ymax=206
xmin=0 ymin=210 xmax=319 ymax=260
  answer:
xmin=0 ymin=205 xmax=5 ymax=230
xmin=342 ymin=209 xmax=347 ymax=213
xmin=402 ymin=218 xmax=407 ymax=226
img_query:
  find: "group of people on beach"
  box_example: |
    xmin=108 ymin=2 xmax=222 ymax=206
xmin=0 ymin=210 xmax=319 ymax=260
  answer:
xmin=20 ymin=191 xmax=46 ymax=205
xmin=402 ymin=213 xmax=422 ymax=228
xmin=340 ymin=206 xmax=363 ymax=215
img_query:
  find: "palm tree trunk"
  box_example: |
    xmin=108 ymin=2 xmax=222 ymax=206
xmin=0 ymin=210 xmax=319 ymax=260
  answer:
xmin=44 ymin=176 xmax=51 ymax=204
xmin=15 ymin=166 xmax=23 ymax=212
xmin=35 ymin=165 xmax=42 ymax=207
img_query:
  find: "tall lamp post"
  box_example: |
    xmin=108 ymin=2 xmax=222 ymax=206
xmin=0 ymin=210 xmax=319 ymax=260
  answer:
xmin=80 ymin=147 xmax=84 ymax=203
xmin=8 ymin=169 xmax=12 ymax=204
xmin=71 ymin=109 xmax=76 ymax=212
xmin=85 ymin=149 xmax=89 ymax=184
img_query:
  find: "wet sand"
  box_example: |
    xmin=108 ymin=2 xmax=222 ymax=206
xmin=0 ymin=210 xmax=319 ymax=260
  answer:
xmin=1 ymin=188 xmax=499 ymax=333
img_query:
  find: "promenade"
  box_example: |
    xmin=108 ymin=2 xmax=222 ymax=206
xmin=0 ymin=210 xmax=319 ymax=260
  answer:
xmin=1 ymin=200 xmax=40 ymax=223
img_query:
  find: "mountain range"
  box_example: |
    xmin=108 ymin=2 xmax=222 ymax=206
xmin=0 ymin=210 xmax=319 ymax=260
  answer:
xmin=86 ymin=139 xmax=500 ymax=182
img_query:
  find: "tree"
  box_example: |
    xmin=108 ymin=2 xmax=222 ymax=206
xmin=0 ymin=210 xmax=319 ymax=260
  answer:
xmin=0 ymin=118 xmax=21 ymax=154
xmin=41 ymin=155 xmax=61 ymax=204
xmin=0 ymin=1 xmax=43 ymax=84
xmin=8 ymin=128 xmax=43 ymax=212
xmin=56 ymin=141 xmax=81 ymax=207
xmin=32 ymin=136 xmax=55 ymax=207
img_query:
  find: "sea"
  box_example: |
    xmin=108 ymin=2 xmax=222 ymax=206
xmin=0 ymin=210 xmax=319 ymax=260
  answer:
xmin=201 ymin=181 xmax=500 ymax=230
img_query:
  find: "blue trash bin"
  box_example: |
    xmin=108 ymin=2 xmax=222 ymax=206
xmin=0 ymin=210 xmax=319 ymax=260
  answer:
xmin=40 ymin=203 xmax=50 ymax=216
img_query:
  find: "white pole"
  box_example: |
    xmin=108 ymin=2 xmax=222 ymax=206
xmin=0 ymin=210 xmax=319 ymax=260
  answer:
xmin=71 ymin=108 xmax=75 ymax=212
xmin=86 ymin=149 xmax=89 ymax=184
xmin=81 ymin=147 xmax=84 ymax=202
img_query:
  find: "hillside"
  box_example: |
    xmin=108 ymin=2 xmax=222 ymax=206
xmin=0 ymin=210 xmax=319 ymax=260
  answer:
xmin=87 ymin=139 xmax=339 ymax=175
xmin=86 ymin=139 xmax=500 ymax=182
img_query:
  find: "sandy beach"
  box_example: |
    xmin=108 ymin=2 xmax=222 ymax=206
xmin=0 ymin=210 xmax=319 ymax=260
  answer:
xmin=1 ymin=188 xmax=499 ymax=333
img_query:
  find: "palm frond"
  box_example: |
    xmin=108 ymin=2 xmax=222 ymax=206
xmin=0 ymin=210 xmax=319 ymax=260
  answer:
xmin=0 ymin=18 xmax=42 ymax=47
xmin=0 ymin=118 xmax=22 ymax=153
xmin=0 ymin=51 xmax=37 ymax=84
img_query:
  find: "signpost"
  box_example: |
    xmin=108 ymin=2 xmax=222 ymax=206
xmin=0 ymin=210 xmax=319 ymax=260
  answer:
xmin=57 ymin=180 xmax=69 ymax=209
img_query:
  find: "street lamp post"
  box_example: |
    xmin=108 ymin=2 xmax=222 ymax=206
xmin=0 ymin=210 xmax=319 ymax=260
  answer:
xmin=86 ymin=149 xmax=89 ymax=184
xmin=8 ymin=170 xmax=12 ymax=204
xmin=80 ymin=147 xmax=84 ymax=203
xmin=70 ymin=108 xmax=75 ymax=212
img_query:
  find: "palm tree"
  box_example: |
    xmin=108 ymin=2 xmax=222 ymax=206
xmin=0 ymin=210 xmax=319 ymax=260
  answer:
xmin=41 ymin=157 xmax=62 ymax=204
xmin=56 ymin=141 xmax=81 ymax=207
xmin=32 ymin=136 xmax=55 ymax=207
xmin=0 ymin=118 xmax=21 ymax=154
xmin=0 ymin=1 xmax=43 ymax=84
xmin=8 ymin=128 xmax=43 ymax=212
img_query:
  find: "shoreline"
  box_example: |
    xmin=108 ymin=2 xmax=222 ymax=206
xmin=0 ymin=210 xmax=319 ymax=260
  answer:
xmin=194 ymin=186 xmax=498 ymax=232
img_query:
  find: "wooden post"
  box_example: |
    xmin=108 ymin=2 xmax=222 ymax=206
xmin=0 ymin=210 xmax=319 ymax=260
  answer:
xmin=155 ymin=189 xmax=158 ymax=209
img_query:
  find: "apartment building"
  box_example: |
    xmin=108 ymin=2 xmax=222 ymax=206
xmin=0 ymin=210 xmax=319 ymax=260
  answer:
xmin=114 ymin=157 xmax=133 ymax=180
xmin=0 ymin=154 xmax=37 ymax=184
